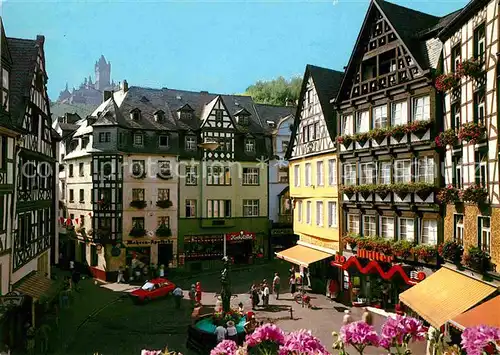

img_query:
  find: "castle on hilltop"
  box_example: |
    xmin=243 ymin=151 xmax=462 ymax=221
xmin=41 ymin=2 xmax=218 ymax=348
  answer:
xmin=57 ymin=55 xmax=119 ymax=105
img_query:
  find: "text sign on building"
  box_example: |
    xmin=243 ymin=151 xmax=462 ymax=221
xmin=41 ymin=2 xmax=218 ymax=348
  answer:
xmin=226 ymin=231 xmax=255 ymax=242
xmin=357 ymin=249 xmax=394 ymax=263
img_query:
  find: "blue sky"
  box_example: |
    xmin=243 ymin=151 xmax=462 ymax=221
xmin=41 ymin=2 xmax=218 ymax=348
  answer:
xmin=2 ymin=0 xmax=467 ymax=101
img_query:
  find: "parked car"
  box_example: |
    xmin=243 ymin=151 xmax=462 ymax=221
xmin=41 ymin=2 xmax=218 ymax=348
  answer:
xmin=130 ymin=278 xmax=176 ymax=303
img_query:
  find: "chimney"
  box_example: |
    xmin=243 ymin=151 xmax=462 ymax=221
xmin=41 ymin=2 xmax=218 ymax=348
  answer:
xmin=200 ymin=91 xmax=208 ymax=95
xmin=121 ymin=80 xmax=129 ymax=92
xmin=103 ymin=90 xmax=112 ymax=102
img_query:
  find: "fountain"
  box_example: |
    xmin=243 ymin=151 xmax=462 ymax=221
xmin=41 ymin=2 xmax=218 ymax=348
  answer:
xmin=186 ymin=257 xmax=247 ymax=353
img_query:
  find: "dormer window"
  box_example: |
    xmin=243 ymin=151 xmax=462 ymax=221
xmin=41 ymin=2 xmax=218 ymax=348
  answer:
xmin=245 ymin=138 xmax=256 ymax=153
xmin=2 ymin=68 xmax=9 ymax=112
xmin=185 ymin=136 xmax=197 ymax=151
xmin=69 ymin=139 xmax=78 ymax=151
xmin=130 ymin=109 xmax=141 ymax=121
xmin=266 ymin=120 xmax=276 ymax=128
xmin=180 ymin=111 xmax=192 ymax=120
xmin=159 ymin=135 xmax=169 ymax=148
xmin=154 ymin=110 xmax=165 ymax=122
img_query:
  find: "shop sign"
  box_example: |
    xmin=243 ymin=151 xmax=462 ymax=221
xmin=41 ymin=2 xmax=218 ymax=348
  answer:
xmin=271 ymin=228 xmax=294 ymax=235
xmin=124 ymin=239 xmax=173 ymax=245
xmin=226 ymin=231 xmax=255 ymax=242
xmin=186 ymin=235 xmax=224 ymax=243
xmin=357 ymin=249 xmax=394 ymax=263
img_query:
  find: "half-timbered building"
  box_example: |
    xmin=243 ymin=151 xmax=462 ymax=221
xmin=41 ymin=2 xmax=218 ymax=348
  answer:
xmin=6 ymin=32 xmax=60 ymax=285
xmin=439 ymin=0 xmax=500 ymax=273
xmin=279 ymin=64 xmax=344 ymax=284
xmin=333 ymin=0 xmax=460 ymax=304
xmin=0 ymin=19 xmax=22 ymax=295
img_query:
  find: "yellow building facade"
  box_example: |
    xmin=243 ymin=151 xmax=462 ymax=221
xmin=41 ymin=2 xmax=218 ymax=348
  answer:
xmin=279 ymin=65 xmax=344 ymax=273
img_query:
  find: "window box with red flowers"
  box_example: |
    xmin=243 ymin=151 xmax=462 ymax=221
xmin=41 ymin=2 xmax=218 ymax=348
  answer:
xmin=156 ymin=199 xmax=173 ymax=209
xmin=458 ymin=122 xmax=486 ymax=144
xmin=389 ymin=124 xmax=407 ymax=142
xmin=435 ymin=73 xmax=461 ymax=92
xmin=409 ymin=182 xmax=435 ymax=201
xmin=374 ymin=184 xmax=390 ymax=200
xmin=457 ymin=58 xmax=483 ymax=79
xmin=353 ymin=132 xmax=370 ymax=146
xmin=336 ymin=135 xmax=353 ymax=148
xmin=411 ymin=244 xmax=438 ymax=262
xmin=343 ymin=233 xmax=360 ymax=251
xmin=129 ymin=226 xmax=147 ymax=238
xmin=341 ymin=185 xmax=357 ymax=199
xmin=463 ymin=246 xmax=492 ymax=275
xmin=392 ymin=183 xmax=412 ymax=200
xmin=156 ymin=224 xmax=172 ymax=238
xmin=460 ymin=184 xmax=488 ymax=205
xmin=438 ymin=240 xmax=464 ymax=266
xmin=405 ymin=120 xmax=432 ymax=139
xmin=368 ymin=128 xmax=389 ymax=145
xmin=392 ymin=240 xmax=414 ymax=260
xmin=435 ymin=129 xmax=458 ymax=148
xmin=437 ymin=185 xmax=461 ymax=204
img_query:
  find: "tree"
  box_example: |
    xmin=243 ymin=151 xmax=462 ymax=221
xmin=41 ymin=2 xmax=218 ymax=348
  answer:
xmin=244 ymin=76 xmax=302 ymax=106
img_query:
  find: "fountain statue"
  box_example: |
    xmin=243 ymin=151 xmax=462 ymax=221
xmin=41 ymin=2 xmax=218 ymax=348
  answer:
xmin=220 ymin=256 xmax=231 ymax=313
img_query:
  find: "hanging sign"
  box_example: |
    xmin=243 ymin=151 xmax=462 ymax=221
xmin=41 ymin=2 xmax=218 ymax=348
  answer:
xmin=357 ymin=249 xmax=394 ymax=263
xmin=226 ymin=231 xmax=255 ymax=242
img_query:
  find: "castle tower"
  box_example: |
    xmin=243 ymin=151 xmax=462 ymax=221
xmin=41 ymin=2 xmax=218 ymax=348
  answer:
xmin=95 ymin=55 xmax=111 ymax=91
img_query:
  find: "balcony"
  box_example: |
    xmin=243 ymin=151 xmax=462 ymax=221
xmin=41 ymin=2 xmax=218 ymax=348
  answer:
xmin=341 ymin=183 xmax=436 ymax=205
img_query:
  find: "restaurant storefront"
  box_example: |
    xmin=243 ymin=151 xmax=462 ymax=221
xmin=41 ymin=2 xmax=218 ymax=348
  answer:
xmin=330 ymin=249 xmax=431 ymax=308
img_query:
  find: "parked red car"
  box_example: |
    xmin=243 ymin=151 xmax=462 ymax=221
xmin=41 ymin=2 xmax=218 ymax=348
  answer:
xmin=130 ymin=278 xmax=176 ymax=303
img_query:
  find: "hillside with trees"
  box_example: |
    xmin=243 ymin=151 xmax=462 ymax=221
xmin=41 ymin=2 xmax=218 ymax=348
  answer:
xmin=244 ymin=76 xmax=302 ymax=106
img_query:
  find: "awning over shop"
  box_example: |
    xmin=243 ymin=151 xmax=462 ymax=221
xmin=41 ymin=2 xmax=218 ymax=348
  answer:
xmin=275 ymin=245 xmax=332 ymax=267
xmin=399 ymin=267 xmax=496 ymax=328
xmin=14 ymin=272 xmax=54 ymax=301
xmin=449 ymin=295 xmax=500 ymax=330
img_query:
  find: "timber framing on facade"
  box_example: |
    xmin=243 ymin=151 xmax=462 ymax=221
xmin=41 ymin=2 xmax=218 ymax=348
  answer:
xmin=439 ymin=0 xmax=500 ymax=269
xmin=335 ymin=0 xmax=461 ymax=255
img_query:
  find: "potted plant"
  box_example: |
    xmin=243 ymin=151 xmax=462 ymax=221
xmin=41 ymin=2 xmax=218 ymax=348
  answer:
xmin=353 ymin=132 xmax=370 ymax=146
xmin=439 ymin=240 xmax=464 ymax=266
xmin=437 ymin=185 xmax=461 ymax=204
xmin=358 ymin=184 xmax=376 ymax=200
xmin=130 ymin=200 xmax=148 ymax=209
xmin=463 ymin=246 xmax=491 ymax=274
xmin=129 ymin=225 xmax=147 ymax=238
xmin=411 ymin=182 xmax=435 ymax=201
xmin=435 ymin=73 xmax=461 ymax=92
xmin=458 ymin=122 xmax=486 ymax=144
xmin=435 ymin=129 xmax=459 ymax=147
xmin=336 ymin=135 xmax=353 ymax=148
xmin=369 ymin=128 xmax=389 ymax=145
xmin=156 ymin=199 xmax=173 ymax=209
xmin=390 ymin=125 xmax=407 ymax=142
xmin=341 ymin=185 xmax=357 ymax=199
xmin=156 ymin=224 xmax=172 ymax=238
xmin=392 ymin=183 xmax=411 ymax=200
xmin=374 ymin=184 xmax=390 ymax=200
xmin=406 ymin=120 xmax=432 ymax=139
xmin=343 ymin=233 xmax=359 ymax=251
xmin=411 ymin=244 xmax=438 ymax=262
xmin=458 ymin=58 xmax=483 ymax=79
xmin=460 ymin=185 xmax=488 ymax=205
xmin=392 ymin=240 xmax=414 ymax=259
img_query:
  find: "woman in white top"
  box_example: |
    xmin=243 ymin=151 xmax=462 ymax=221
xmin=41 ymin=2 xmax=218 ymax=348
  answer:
xmin=226 ymin=321 xmax=238 ymax=342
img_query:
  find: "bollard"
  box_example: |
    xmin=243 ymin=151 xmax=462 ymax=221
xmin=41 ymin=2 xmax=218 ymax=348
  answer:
xmin=289 ymin=306 xmax=293 ymax=320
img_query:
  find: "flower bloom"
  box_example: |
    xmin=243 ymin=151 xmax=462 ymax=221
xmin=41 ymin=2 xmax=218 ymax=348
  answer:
xmin=141 ymin=350 xmax=163 ymax=355
xmin=210 ymin=340 xmax=239 ymax=355
xmin=245 ymin=323 xmax=286 ymax=348
xmin=279 ymin=329 xmax=330 ymax=355
xmin=379 ymin=315 xmax=427 ymax=348
xmin=340 ymin=321 xmax=379 ymax=348
xmin=461 ymin=325 xmax=500 ymax=355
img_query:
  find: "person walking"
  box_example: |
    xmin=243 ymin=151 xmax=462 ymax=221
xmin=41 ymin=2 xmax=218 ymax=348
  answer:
xmin=343 ymin=310 xmax=353 ymax=325
xmin=289 ymin=275 xmax=296 ymax=295
xmin=189 ymin=284 xmax=196 ymax=308
xmin=173 ymin=286 xmax=183 ymax=309
xmin=226 ymin=321 xmax=238 ymax=342
xmin=362 ymin=307 xmax=373 ymax=325
xmin=195 ymin=281 xmax=202 ymax=305
xmin=251 ymin=283 xmax=260 ymax=310
xmin=215 ymin=324 xmax=227 ymax=343
xmin=272 ymin=273 xmax=281 ymax=300
xmin=262 ymin=282 xmax=270 ymax=307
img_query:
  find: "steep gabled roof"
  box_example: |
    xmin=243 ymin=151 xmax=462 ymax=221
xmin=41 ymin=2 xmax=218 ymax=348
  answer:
xmin=438 ymin=0 xmax=488 ymax=40
xmin=285 ymin=64 xmax=344 ymax=160
xmin=0 ymin=19 xmax=12 ymax=65
xmin=6 ymin=37 xmax=39 ymax=126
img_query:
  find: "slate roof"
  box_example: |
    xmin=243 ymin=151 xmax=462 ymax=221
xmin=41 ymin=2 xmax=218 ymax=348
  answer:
xmin=6 ymin=37 xmax=39 ymax=126
xmin=88 ymin=86 xmax=286 ymax=137
xmin=438 ymin=0 xmax=489 ymax=39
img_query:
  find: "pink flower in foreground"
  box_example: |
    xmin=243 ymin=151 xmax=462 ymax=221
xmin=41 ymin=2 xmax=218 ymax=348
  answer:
xmin=461 ymin=325 xmax=500 ymax=355
xmin=379 ymin=315 xmax=427 ymax=348
xmin=279 ymin=329 xmax=330 ymax=355
xmin=246 ymin=323 xmax=285 ymax=347
xmin=210 ymin=340 xmax=239 ymax=355
xmin=340 ymin=321 xmax=379 ymax=348
xmin=141 ymin=350 xmax=162 ymax=355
